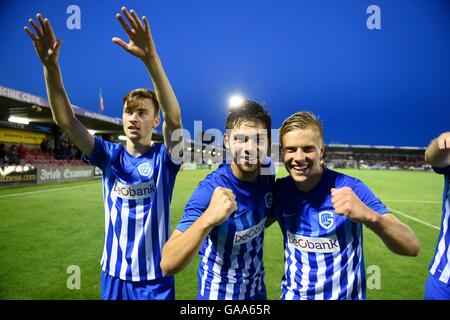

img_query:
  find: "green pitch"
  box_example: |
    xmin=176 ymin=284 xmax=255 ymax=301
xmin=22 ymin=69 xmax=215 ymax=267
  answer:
xmin=0 ymin=168 xmax=443 ymax=299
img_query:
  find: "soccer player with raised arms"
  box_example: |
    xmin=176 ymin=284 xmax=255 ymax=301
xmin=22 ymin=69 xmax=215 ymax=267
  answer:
xmin=25 ymin=7 xmax=182 ymax=299
xmin=424 ymin=131 xmax=450 ymax=300
xmin=160 ymin=101 xmax=274 ymax=300
xmin=274 ymin=112 xmax=420 ymax=300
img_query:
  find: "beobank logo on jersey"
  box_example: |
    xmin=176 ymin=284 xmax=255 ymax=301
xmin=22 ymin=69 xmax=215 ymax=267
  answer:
xmin=287 ymin=231 xmax=340 ymax=253
xmin=112 ymin=180 xmax=155 ymax=200
xmin=234 ymin=218 xmax=266 ymax=245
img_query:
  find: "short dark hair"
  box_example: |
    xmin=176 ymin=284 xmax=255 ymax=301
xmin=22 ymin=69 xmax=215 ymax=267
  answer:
xmin=225 ymin=100 xmax=272 ymax=138
xmin=123 ymin=88 xmax=160 ymax=116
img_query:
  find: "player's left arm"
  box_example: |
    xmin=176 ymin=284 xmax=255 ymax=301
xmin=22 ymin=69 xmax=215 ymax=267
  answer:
xmin=425 ymin=132 xmax=450 ymax=168
xmin=113 ymin=7 xmax=182 ymax=155
xmin=331 ymin=187 xmax=420 ymax=256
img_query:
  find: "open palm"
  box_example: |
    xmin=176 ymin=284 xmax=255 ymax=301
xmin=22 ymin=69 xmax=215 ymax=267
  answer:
xmin=113 ymin=7 xmax=157 ymax=61
xmin=24 ymin=14 xmax=62 ymax=66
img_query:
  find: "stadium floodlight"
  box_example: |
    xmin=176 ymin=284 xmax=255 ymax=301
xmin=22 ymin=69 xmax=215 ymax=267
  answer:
xmin=8 ymin=116 xmax=30 ymax=125
xmin=228 ymin=95 xmax=244 ymax=108
xmin=118 ymin=135 xmax=127 ymax=141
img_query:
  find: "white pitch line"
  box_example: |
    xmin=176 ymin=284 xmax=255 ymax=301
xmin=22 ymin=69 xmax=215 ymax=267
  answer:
xmin=384 ymin=199 xmax=440 ymax=204
xmin=389 ymin=208 xmax=440 ymax=231
xmin=0 ymin=183 xmax=97 ymax=199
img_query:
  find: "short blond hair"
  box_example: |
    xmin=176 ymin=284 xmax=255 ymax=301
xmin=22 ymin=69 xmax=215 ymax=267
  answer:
xmin=279 ymin=112 xmax=324 ymax=146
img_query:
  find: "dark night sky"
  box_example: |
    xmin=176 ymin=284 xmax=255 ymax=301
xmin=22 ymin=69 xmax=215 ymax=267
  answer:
xmin=1 ymin=0 xmax=449 ymax=147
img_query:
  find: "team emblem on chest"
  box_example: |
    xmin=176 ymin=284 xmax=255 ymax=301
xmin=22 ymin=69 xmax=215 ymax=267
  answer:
xmin=318 ymin=211 xmax=335 ymax=230
xmin=137 ymin=162 xmax=153 ymax=177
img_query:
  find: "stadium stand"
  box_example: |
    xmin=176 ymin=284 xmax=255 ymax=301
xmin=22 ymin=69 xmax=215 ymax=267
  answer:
xmin=0 ymin=86 xmax=128 ymax=168
xmin=0 ymin=86 xmax=131 ymax=187
xmin=324 ymin=144 xmax=429 ymax=171
xmin=271 ymin=142 xmax=429 ymax=172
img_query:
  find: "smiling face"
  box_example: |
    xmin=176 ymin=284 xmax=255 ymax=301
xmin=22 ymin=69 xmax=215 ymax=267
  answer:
xmin=224 ymin=121 xmax=269 ymax=179
xmin=122 ymin=98 xmax=160 ymax=145
xmin=223 ymin=100 xmax=272 ymax=181
xmin=281 ymin=128 xmax=324 ymax=192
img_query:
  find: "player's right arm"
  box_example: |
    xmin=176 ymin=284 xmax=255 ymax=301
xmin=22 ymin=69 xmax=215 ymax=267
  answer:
xmin=160 ymin=187 xmax=237 ymax=276
xmin=25 ymin=14 xmax=94 ymax=157
xmin=425 ymin=132 xmax=450 ymax=168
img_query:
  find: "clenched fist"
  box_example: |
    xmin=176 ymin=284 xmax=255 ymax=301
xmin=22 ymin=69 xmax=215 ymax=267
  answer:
xmin=425 ymin=131 xmax=450 ymax=168
xmin=203 ymin=187 xmax=237 ymax=227
xmin=331 ymin=187 xmax=377 ymax=225
xmin=435 ymin=132 xmax=450 ymax=151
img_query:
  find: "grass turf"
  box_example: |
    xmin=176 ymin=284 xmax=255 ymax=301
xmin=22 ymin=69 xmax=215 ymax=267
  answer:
xmin=0 ymin=168 xmax=444 ymax=299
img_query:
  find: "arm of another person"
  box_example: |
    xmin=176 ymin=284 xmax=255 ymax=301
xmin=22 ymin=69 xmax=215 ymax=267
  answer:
xmin=160 ymin=187 xmax=237 ymax=276
xmin=331 ymin=187 xmax=420 ymax=256
xmin=113 ymin=7 xmax=182 ymax=155
xmin=425 ymin=132 xmax=450 ymax=168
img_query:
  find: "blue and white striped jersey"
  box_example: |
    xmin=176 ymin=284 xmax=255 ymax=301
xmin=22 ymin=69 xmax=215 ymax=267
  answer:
xmin=429 ymin=166 xmax=450 ymax=285
xmin=84 ymin=137 xmax=180 ymax=282
xmin=176 ymin=163 xmax=274 ymax=300
xmin=274 ymin=168 xmax=389 ymax=300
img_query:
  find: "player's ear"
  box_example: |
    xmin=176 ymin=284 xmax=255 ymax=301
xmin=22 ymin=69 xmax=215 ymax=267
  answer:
xmin=153 ymin=113 xmax=161 ymax=128
xmin=223 ymin=132 xmax=230 ymax=149
xmin=260 ymin=128 xmax=271 ymax=157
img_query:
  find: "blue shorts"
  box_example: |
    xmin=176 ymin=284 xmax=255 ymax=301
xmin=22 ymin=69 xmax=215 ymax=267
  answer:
xmin=101 ymin=271 xmax=175 ymax=300
xmin=424 ymin=273 xmax=450 ymax=300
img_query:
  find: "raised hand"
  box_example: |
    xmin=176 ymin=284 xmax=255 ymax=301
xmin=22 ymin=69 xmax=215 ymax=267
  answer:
xmin=113 ymin=7 xmax=157 ymax=61
xmin=24 ymin=14 xmax=62 ymax=67
xmin=435 ymin=132 xmax=450 ymax=151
